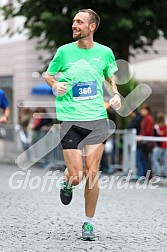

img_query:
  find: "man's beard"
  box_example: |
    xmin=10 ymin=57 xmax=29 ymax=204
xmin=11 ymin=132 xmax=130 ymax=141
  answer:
xmin=73 ymin=33 xmax=81 ymax=40
xmin=73 ymin=31 xmax=90 ymax=40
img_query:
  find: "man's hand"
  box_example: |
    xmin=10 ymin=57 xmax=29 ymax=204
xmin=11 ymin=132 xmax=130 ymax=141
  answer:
xmin=44 ymin=72 xmax=68 ymax=96
xmin=109 ymin=93 xmax=121 ymax=111
xmin=53 ymin=82 xmax=68 ymax=95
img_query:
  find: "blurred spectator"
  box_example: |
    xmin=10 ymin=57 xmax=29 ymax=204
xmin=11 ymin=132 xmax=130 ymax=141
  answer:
xmin=31 ymin=108 xmax=54 ymax=168
xmin=31 ymin=108 xmax=53 ymax=142
xmin=18 ymin=108 xmax=33 ymax=160
xmin=136 ymin=104 xmax=154 ymax=177
xmin=0 ymin=89 xmax=10 ymax=123
xmin=100 ymin=103 xmax=115 ymax=174
xmin=127 ymin=109 xmax=142 ymax=135
xmin=19 ymin=108 xmax=32 ymax=134
xmin=152 ymin=112 xmax=167 ymax=177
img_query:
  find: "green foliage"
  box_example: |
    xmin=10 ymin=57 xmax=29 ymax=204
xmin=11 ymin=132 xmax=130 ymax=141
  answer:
xmin=116 ymin=78 xmax=138 ymax=129
xmin=118 ymin=78 xmax=138 ymax=97
xmin=1 ymin=0 xmax=167 ymax=61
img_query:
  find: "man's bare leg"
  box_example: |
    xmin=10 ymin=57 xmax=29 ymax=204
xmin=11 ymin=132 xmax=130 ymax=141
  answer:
xmin=84 ymin=144 xmax=104 ymax=217
xmin=60 ymin=149 xmax=84 ymax=205
xmin=63 ymin=149 xmax=84 ymax=186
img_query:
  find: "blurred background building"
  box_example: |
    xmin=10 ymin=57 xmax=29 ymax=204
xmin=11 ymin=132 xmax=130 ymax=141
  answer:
xmin=130 ymin=36 xmax=167 ymax=117
xmin=0 ymin=0 xmax=53 ymax=125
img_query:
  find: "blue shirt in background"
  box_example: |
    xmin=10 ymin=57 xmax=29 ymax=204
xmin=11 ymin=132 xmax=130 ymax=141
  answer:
xmin=0 ymin=89 xmax=9 ymax=109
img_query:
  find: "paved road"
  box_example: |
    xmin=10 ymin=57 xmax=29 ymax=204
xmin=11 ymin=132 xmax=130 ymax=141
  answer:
xmin=0 ymin=164 xmax=167 ymax=252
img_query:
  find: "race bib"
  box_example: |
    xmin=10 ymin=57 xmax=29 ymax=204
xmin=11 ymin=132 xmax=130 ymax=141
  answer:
xmin=72 ymin=81 xmax=97 ymax=100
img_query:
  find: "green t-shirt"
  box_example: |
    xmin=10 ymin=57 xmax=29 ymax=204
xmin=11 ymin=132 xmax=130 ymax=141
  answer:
xmin=47 ymin=42 xmax=118 ymax=121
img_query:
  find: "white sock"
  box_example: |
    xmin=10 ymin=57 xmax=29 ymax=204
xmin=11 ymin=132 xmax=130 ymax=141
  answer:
xmin=85 ymin=216 xmax=93 ymax=225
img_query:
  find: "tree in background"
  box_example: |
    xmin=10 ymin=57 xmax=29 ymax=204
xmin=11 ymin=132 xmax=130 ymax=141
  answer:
xmin=1 ymin=0 xmax=167 ymax=62
xmin=1 ymin=0 xmax=167 ymax=127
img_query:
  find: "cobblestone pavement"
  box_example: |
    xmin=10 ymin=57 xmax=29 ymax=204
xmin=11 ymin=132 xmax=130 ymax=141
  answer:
xmin=0 ymin=164 xmax=167 ymax=252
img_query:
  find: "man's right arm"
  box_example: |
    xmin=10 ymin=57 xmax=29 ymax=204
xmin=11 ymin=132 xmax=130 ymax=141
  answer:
xmin=44 ymin=72 xmax=67 ymax=95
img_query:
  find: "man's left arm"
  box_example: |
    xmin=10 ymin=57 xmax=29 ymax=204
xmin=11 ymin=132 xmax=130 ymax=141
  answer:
xmin=0 ymin=107 xmax=10 ymax=123
xmin=105 ymin=76 xmax=121 ymax=111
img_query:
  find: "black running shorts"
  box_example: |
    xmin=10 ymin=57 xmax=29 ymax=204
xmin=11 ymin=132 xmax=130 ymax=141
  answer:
xmin=60 ymin=119 xmax=110 ymax=150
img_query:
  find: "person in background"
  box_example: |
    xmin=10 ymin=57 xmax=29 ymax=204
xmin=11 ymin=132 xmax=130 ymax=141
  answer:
xmin=100 ymin=103 xmax=115 ymax=174
xmin=0 ymin=89 xmax=10 ymax=123
xmin=31 ymin=108 xmax=54 ymax=168
xmin=152 ymin=112 xmax=167 ymax=178
xmin=18 ymin=108 xmax=33 ymax=161
xmin=127 ymin=109 xmax=142 ymax=135
xmin=136 ymin=103 xmax=154 ymax=178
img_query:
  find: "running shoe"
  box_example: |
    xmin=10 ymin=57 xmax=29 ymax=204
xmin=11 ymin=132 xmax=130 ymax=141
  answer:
xmin=60 ymin=181 xmax=74 ymax=205
xmin=81 ymin=222 xmax=96 ymax=241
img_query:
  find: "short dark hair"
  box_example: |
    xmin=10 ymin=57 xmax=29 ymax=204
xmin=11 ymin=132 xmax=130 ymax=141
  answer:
xmin=140 ymin=103 xmax=151 ymax=114
xmin=77 ymin=9 xmax=100 ymax=33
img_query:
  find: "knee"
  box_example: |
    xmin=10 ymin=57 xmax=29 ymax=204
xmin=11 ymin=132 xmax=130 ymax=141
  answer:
xmin=69 ymin=176 xmax=80 ymax=186
xmin=85 ymin=167 xmax=99 ymax=180
xmin=68 ymin=171 xmax=84 ymax=186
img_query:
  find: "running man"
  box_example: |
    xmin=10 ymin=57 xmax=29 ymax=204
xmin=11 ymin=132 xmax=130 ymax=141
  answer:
xmin=0 ymin=89 xmax=10 ymax=123
xmin=44 ymin=9 xmax=121 ymax=241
